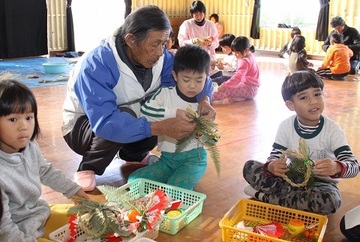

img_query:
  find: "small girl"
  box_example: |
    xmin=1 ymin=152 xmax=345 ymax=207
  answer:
xmin=165 ymin=30 xmax=177 ymax=55
xmin=288 ymin=35 xmax=314 ymax=73
xmin=212 ymin=34 xmax=237 ymax=85
xmin=0 ymin=79 xmax=89 ymax=241
xmin=212 ymin=36 xmax=260 ymax=104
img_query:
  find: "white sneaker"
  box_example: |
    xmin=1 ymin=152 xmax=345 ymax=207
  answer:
xmin=244 ymin=185 xmax=265 ymax=200
xmin=146 ymin=155 xmax=159 ymax=165
xmin=125 ymin=152 xmax=159 ymax=165
xmin=244 ymin=185 xmax=257 ymax=198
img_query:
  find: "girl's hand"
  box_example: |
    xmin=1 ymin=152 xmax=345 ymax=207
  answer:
xmin=72 ymin=189 xmax=90 ymax=204
xmin=217 ymin=85 xmax=225 ymax=92
xmin=217 ymin=62 xmax=224 ymax=70
xmin=268 ymin=158 xmax=289 ymax=176
xmin=313 ymin=159 xmax=341 ymax=176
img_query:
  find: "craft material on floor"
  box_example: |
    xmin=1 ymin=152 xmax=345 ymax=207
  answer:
xmin=0 ymin=56 xmax=77 ymax=89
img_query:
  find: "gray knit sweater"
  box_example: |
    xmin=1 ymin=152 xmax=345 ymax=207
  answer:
xmin=0 ymin=141 xmax=81 ymax=241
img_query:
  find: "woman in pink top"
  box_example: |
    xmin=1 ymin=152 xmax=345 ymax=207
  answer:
xmin=178 ymin=1 xmax=219 ymax=62
xmin=212 ymin=36 xmax=260 ymax=104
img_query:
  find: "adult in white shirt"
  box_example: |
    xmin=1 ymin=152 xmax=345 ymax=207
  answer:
xmin=178 ymin=0 xmax=219 ymax=63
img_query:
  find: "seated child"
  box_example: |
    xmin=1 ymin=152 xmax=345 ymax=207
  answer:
xmin=212 ymin=34 xmax=237 ymax=85
xmin=279 ymin=27 xmax=301 ymax=59
xmin=209 ymin=13 xmax=224 ymax=50
xmin=0 ymin=79 xmax=89 ymax=241
xmin=212 ymin=36 xmax=260 ymax=104
xmin=166 ymin=30 xmax=177 ymax=55
xmin=316 ymin=32 xmax=353 ymax=80
xmin=288 ymin=35 xmax=314 ymax=73
xmin=128 ymin=45 xmax=212 ymax=190
xmin=243 ymin=71 xmax=359 ymax=215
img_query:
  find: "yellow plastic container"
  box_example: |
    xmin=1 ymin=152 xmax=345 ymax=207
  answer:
xmin=219 ymin=199 xmax=328 ymax=242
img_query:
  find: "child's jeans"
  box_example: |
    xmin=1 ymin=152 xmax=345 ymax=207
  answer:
xmin=128 ymin=147 xmax=207 ymax=190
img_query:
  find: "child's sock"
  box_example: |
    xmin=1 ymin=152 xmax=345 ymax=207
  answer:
xmin=255 ymin=191 xmax=265 ymax=201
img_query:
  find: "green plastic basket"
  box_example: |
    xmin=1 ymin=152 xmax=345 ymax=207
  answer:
xmin=119 ymin=178 xmax=207 ymax=235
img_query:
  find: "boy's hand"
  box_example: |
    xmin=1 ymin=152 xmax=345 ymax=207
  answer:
xmin=197 ymin=97 xmax=216 ymax=120
xmin=176 ymin=109 xmax=193 ymax=122
xmin=313 ymin=159 xmax=341 ymax=176
xmin=268 ymin=158 xmax=289 ymax=176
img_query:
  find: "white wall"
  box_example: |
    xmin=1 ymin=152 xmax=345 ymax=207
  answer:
xmin=72 ymin=0 xmax=125 ymax=52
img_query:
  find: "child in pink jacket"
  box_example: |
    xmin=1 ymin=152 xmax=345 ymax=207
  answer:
xmin=212 ymin=36 xmax=260 ymax=104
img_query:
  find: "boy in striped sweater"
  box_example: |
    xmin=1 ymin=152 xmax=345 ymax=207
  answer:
xmin=243 ymin=71 xmax=359 ymax=215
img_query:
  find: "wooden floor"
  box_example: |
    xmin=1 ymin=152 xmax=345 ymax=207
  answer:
xmin=34 ymin=53 xmax=360 ymax=242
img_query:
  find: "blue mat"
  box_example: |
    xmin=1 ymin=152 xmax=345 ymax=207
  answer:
xmin=0 ymin=57 xmax=77 ymax=89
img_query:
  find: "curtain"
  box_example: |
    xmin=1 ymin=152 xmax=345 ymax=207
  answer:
xmin=124 ymin=0 xmax=132 ymax=18
xmin=315 ymin=0 xmax=330 ymax=41
xmin=250 ymin=0 xmax=261 ymax=39
xmin=0 ymin=0 xmax=47 ymax=59
xmin=66 ymin=0 xmax=75 ymax=51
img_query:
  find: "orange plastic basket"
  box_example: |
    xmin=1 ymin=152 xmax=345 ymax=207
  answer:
xmin=219 ymin=199 xmax=328 ymax=242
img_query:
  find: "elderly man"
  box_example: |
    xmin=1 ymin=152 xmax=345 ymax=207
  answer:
xmin=62 ymin=5 xmax=215 ymax=191
xmin=322 ymin=16 xmax=360 ymax=74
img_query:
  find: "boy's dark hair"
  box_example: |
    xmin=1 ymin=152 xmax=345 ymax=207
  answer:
xmin=231 ymin=36 xmax=255 ymax=54
xmin=219 ymin=34 xmax=236 ymax=47
xmin=290 ymin=35 xmax=306 ymax=53
xmin=173 ymin=45 xmax=210 ymax=75
xmin=330 ymin=16 xmax=345 ymax=28
xmin=190 ymin=1 xmax=206 ymax=15
xmin=330 ymin=32 xmax=344 ymax=44
xmin=290 ymin=27 xmax=301 ymax=38
xmin=209 ymin=13 xmax=219 ymax=22
xmin=281 ymin=71 xmax=324 ymax=101
xmin=0 ymin=79 xmax=40 ymax=140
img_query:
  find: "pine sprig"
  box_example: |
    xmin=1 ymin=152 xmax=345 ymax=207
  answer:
xmin=67 ymin=189 xmax=168 ymax=239
xmin=68 ymin=198 xmax=128 ymax=238
xmin=176 ymin=105 xmax=221 ymax=175
xmin=281 ymin=138 xmax=315 ymax=187
xmin=97 ymin=185 xmax=140 ymax=211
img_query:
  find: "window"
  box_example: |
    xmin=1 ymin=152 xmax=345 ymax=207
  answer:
xmin=260 ymin=0 xmax=319 ymax=29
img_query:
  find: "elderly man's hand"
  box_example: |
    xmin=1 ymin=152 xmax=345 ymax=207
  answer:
xmin=151 ymin=117 xmax=196 ymax=140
